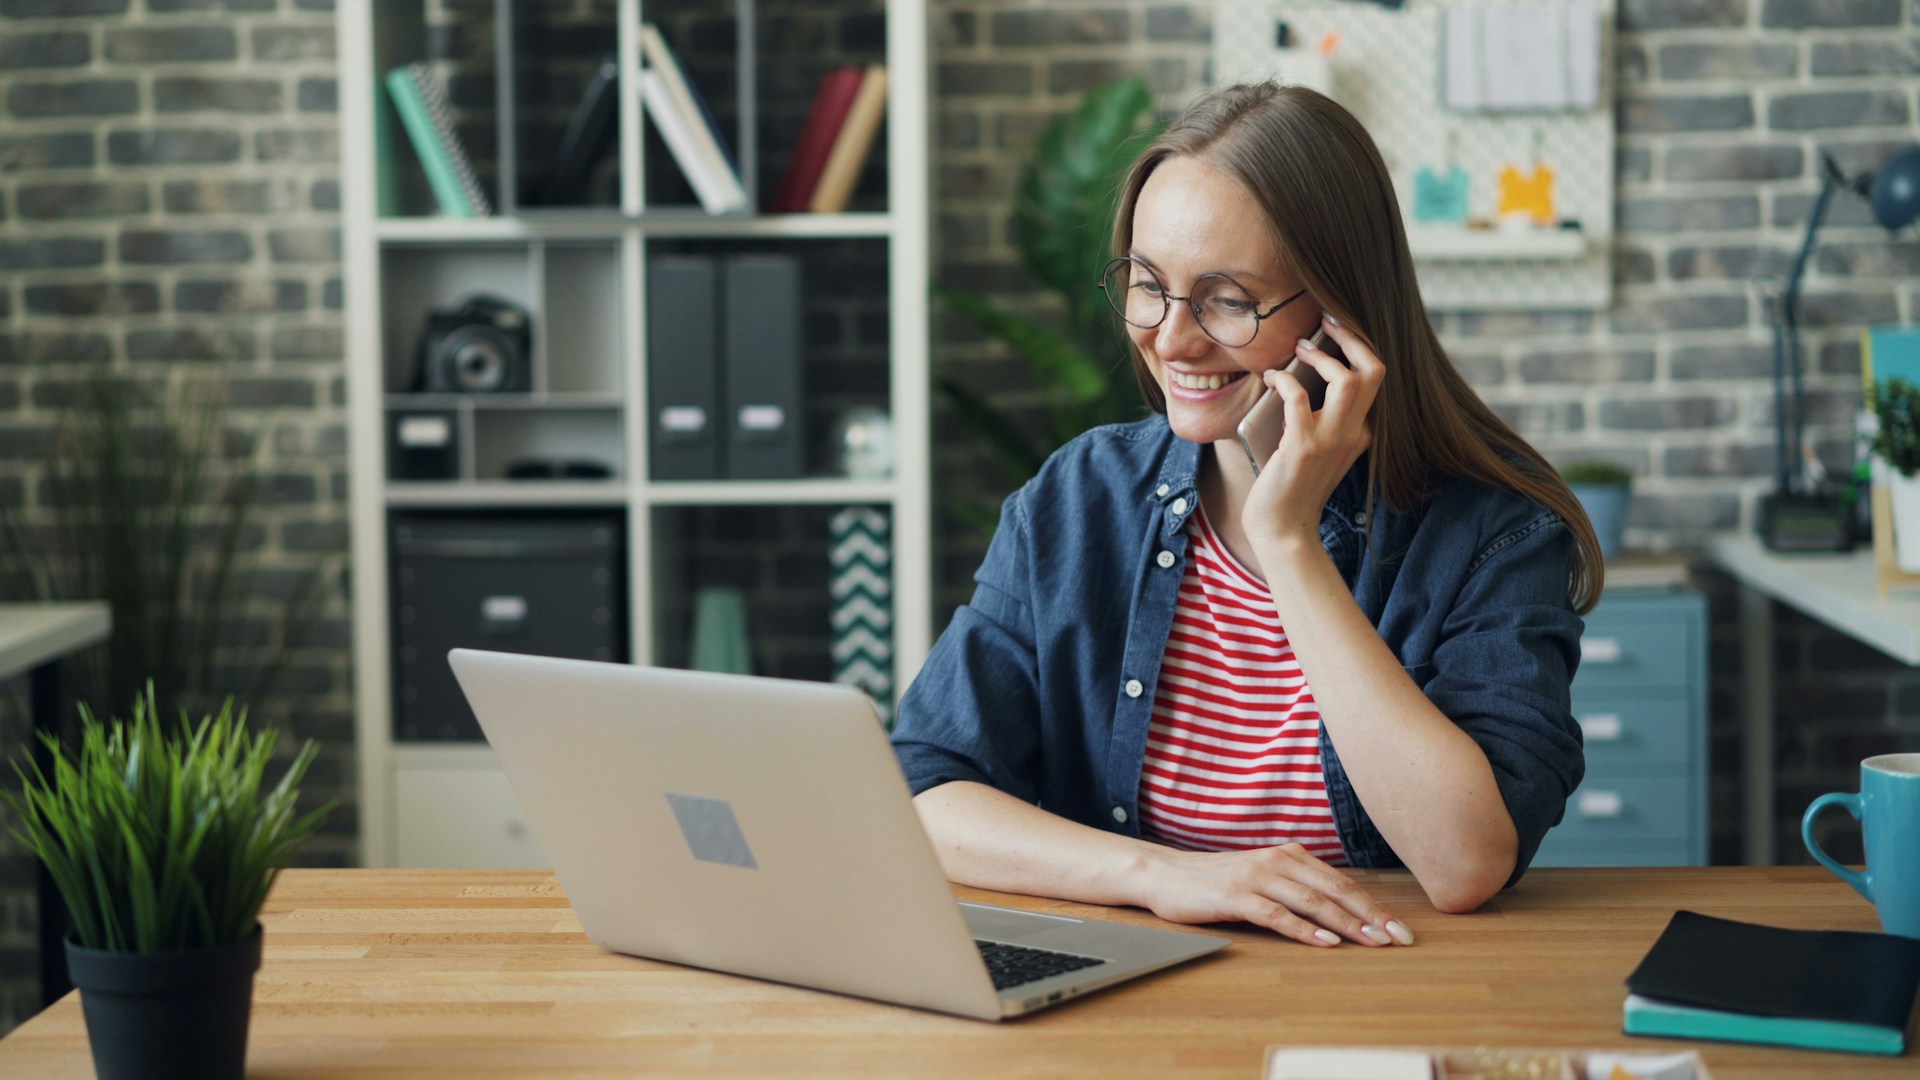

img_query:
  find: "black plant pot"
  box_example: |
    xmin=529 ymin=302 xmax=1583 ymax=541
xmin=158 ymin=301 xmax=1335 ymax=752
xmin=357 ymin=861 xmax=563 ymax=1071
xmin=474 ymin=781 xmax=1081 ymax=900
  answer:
xmin=64 ymin=925 xmax=262 ymax=1080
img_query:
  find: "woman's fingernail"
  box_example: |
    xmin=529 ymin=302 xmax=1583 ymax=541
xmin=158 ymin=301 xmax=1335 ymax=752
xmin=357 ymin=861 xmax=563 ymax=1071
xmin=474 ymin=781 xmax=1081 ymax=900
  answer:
xmin=1360 ymin=924 xmax=1392 ymax=944
xmin=1314 ymin=929 xmax=1341 ymax=946
xmin=1297 ymin=336 xmax=1317 ymax=351
xmin=1385 ymin=920 xmax=1415 ymax=946
xmin=1324 ymin=312 xmax=1341 ymax=326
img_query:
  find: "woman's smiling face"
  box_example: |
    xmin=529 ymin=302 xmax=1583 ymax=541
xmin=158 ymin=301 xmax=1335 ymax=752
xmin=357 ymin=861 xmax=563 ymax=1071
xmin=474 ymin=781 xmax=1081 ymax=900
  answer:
xmin=1126 ymin=154 xmax=1322 ymax=446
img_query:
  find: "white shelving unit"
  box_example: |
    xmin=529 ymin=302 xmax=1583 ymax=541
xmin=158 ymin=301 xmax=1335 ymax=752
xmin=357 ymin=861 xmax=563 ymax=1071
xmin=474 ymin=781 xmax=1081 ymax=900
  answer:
xmin=338 ymin=1 xmax=931 ymax=867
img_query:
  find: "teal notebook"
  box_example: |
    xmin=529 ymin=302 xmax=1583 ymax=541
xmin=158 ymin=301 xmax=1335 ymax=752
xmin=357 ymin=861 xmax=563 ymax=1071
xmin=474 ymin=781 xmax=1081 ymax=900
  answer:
xmin=384 ymin=63 xmax=490 ymax=218
xmin=1623 ymin=910 xmax=1920 ymax=1057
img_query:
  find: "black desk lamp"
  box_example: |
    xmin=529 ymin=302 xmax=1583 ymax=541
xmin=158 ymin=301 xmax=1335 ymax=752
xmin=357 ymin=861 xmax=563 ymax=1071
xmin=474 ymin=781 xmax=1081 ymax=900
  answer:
xmin=1759 ymin=145 xmax=1920 ymax=552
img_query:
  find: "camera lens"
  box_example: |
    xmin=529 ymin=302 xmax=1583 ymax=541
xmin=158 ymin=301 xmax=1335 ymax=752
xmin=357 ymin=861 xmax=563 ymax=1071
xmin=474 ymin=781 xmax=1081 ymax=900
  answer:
xmin=443 ymin=326 xmax=509 ymax=392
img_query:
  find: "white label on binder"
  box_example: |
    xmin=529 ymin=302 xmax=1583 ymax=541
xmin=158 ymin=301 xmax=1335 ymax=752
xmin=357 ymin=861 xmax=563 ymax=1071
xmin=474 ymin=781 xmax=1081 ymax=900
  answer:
xmin=738 ymin=404 xmax=785 ymax=431
xmin=659 ymin=406 xmax=707 ymax=433
xmin=1579 ymin=713 xmax=1624 ymax=742
xmin=1581 ymin=637 xmax=1623 ymax=664
xmin=1577 ymin=790 xmax=1624 ymax=819
xmin=397 ymin=416 xmax=451 ymax=447
xmin=482 ymin=596 xmax=527 ymax=621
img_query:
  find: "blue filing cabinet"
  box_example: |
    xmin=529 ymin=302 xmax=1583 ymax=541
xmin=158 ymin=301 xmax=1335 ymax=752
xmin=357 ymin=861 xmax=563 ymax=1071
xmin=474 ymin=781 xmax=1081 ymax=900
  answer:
xmin=1531 ymin=586 xmax=1709 ymax=867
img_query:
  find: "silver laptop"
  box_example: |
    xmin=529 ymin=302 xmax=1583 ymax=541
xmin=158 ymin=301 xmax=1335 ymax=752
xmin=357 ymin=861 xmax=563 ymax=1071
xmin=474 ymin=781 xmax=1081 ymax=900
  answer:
xmin=447 ymin=648 xmax=1230 ymax=1020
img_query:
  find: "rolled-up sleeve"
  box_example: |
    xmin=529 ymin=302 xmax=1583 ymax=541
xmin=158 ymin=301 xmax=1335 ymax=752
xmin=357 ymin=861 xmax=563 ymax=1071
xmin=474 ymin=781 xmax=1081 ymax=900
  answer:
xmin=1421 ymin=514 xmax=1586 ymax=887
xmin=890 ymin=489 xmax=1045 ymax=803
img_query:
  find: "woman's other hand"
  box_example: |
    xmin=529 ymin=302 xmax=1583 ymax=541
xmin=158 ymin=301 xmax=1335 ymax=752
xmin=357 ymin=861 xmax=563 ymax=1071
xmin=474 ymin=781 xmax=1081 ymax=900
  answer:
xmin=1242 ymin=313 xmax=1385 ymax=548
xmin=1138 ymin=841 xmax=1414 ymax=947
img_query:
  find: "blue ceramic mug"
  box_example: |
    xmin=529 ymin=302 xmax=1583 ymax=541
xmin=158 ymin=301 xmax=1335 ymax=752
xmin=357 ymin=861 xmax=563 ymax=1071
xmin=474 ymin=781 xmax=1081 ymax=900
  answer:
xmin=1803 ymin=752 xmax=1920 ymax=939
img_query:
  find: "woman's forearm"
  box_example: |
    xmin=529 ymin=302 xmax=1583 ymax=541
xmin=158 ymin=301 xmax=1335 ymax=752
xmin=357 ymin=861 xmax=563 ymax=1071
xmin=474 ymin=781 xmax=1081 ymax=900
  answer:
xmin=1252 ymin=530 xmax=1519 ymax=913
xmin=910 ymin=781 xmax=1163 ymax=908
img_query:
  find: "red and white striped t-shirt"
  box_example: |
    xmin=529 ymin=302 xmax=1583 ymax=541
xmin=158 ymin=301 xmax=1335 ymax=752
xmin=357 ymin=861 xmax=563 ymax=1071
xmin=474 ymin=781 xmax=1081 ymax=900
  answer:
xmin=1137 ymin=507 xmax=1347 ymax=864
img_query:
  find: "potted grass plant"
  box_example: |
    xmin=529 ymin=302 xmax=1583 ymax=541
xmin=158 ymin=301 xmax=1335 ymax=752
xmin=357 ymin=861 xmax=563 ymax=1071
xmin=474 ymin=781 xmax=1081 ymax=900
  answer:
xmin=5 ymin=685 xmax=330 ymax=1080
xmin=1560 ymin=460 xmax=1634 ymax=561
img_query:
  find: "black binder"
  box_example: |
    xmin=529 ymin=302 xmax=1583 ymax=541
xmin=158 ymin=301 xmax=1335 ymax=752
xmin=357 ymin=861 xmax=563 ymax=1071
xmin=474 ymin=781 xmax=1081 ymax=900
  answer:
xmin=647 ymin=255 xmax=722 ymax=480
xmin=722 ymin=254 xmax=804 ymax=479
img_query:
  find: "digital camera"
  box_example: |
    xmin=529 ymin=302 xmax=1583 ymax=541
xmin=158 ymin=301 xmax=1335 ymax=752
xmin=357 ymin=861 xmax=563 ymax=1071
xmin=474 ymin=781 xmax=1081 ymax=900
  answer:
xmin=417 ymin=295 xmax=532 ymax=394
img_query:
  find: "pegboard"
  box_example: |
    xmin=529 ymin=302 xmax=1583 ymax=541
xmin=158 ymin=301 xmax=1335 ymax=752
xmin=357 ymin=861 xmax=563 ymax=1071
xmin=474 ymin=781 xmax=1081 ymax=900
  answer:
xmin=1212 ymin=0 xmax=1614 ymax=311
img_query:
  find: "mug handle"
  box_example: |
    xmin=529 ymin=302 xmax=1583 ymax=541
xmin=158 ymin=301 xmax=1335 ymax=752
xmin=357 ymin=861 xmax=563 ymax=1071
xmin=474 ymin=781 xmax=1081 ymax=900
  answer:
xmin=1802 ymin=792 xmax=1874 ymax=903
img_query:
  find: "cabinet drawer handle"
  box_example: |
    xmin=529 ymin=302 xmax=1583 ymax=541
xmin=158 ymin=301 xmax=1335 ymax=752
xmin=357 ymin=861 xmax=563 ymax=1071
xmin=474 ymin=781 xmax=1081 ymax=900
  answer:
xmin=1579 ymin=713 xmax=1624 ymax=742
xmin=1577 ymin=790 xmax=1624 ymax=819
xmin=1581 ymin=637 xmax=1623 ymax=664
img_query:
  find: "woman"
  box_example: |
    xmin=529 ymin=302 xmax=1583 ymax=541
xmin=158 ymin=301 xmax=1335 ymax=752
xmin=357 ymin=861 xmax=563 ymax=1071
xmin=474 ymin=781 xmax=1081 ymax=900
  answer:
xmin=891 ymin=83 xmax=1600 ymax=948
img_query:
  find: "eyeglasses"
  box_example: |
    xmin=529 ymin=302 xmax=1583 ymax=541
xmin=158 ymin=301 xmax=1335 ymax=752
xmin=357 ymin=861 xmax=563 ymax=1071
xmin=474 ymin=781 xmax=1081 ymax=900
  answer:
xmin=1097 ymin=257 xmax=1308 ymax=349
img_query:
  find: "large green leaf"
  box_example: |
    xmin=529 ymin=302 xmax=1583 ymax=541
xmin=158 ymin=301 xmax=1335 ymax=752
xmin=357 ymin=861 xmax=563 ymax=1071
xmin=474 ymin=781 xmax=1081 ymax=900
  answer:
xmin=1016 ymin=76 xmax=1160 ymax=307
xmin=935 ymin=286 xmax=1107 ymax=405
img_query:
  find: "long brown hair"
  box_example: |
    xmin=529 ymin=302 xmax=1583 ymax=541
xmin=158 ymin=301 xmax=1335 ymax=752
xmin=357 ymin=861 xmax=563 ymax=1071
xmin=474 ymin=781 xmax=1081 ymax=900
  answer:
xmin=1112 ymin=82 xmax=1603 ymax=613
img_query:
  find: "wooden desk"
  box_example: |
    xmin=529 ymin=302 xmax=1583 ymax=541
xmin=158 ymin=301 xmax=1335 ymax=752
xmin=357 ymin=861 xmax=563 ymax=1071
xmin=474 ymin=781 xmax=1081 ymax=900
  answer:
xmin=0 ymin=867 xmax=1911 ymax=1078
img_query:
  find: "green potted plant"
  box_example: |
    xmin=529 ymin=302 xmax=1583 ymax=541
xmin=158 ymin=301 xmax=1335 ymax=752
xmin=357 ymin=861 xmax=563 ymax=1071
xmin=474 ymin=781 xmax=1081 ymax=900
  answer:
xmin=1867 ymin=376 xmax=1920 ymax=571
xmin=5 ymin=686 xmax=330 ymax=1080
xmin=935 ymin=75 xmax=1164 ymax=527
xmin=1560 ymin=460 xmax=1634 ymax=561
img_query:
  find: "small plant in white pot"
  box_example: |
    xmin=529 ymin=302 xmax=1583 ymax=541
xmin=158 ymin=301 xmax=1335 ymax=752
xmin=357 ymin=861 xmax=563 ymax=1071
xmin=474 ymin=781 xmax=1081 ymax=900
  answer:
xmin=1867 ymin=376 xmax=1920 ymax=572
xmin=5 ymin=686 xmax=329 ymax=1080
xmin=1560 ymin=460 xmax=1634 ymax=561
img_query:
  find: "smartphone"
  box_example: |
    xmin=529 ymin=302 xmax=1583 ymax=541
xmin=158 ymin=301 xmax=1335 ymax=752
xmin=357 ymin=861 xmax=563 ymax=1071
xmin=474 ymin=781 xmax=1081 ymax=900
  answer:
xmin=1235 ymin=327 xmax=1347 ymax=476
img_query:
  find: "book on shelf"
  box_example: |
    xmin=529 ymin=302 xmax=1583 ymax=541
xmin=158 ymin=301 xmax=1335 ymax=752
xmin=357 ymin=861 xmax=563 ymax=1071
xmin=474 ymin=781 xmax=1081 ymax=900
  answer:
xmin=770 ymin=66 xmax=865 ymax=213
xmin=808 ymin=64 xmax=887 ymax=214
xmin=1622 ymin=910 xmax=1920 ymax=1056
xmin=638 ymin=23 xmax=747 ymax=214
xmin=384 ymin=63 xmax=491 ymax=218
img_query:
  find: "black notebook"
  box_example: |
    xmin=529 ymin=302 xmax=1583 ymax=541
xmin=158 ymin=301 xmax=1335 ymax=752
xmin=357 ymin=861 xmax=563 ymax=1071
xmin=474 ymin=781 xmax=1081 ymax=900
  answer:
xmin=1623 ymin=910 xmax=1920 ymax=1055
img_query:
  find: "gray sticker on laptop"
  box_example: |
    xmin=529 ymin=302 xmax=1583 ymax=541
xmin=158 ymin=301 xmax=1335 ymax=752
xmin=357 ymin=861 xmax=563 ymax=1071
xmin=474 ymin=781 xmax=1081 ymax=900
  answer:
xmin=665 ymin=793 xmax=758 ymax=869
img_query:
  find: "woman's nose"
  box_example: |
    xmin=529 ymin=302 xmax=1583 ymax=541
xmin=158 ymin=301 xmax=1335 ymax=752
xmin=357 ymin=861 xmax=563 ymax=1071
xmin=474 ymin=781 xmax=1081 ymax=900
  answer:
xmin=1155 ymin=299 xmax=1210 ymax=357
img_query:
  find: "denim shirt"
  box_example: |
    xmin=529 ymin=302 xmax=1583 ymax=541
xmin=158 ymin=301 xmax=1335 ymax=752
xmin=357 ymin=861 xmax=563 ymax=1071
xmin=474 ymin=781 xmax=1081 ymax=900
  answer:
xmin=891 ymin=415 xmax=1586 ymax=888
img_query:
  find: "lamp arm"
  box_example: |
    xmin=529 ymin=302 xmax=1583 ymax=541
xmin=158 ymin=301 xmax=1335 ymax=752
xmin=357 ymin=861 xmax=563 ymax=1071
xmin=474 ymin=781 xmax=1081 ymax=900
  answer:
xmin=1773 ymin=157 xmax=1845 ymax=495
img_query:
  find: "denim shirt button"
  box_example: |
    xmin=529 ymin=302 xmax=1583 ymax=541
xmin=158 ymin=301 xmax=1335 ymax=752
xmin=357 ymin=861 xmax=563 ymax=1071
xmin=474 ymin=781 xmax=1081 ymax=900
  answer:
xmin=1354 ymin=511 xmax=1368 ymax=526
xmin=1124 ymin=678 xmax=1144 ymax=698
xmin=1156 ymin=549 xmax=1176 ymax=569
xmin=1112 ymin=806 xmax=1129 ymax=824
xmin=1172 ymin=497 xmax=1189 ymax=516
xmin=1156 ymin=483 xmax=1171 ymax=497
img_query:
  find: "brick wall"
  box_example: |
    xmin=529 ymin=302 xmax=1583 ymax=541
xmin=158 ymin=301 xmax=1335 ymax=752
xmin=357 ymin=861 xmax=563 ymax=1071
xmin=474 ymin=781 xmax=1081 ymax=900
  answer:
xmin=2 ymin=0 xmax=1918 ymax=1040
xmin=0 ymin=0 xmax=349 ymax=1034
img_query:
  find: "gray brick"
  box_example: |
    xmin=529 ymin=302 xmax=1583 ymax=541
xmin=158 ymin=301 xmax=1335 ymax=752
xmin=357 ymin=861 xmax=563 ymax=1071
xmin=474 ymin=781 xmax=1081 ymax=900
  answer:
xmin=937 ymin=110 xmax=981 ymax=151
xmin=0 ymin=0 xmax=127 ymax=14
xmin=1663 ymin=444 xmax=1775 ymax=477
xmin=107 ymin=128 xmax=240 ymax=165
xmin=1773 ymin=190 xmax=1884 ymax=227
xmin=1486 ymin=400 xmax=1586 ymax=435
xmin=311 ymin=178 xmax=339 ymax=211
xmin=0 ymin=331 xmax=111 ymax=365
xmin=1451 ymin=310 xmax=1595 ymax=337
xmin=1449 ymin=351 xmax=1507 ymax=386
xmin=322 ymin=277 xmax=342 ymax=309
xmin=937 ymin=9 xmax=978 ymax=48
xmin=104 ymin=26 xmax=236 ymax=64
xmin=0 ymin=132 xmax=93 ymax=171
xmin=1619 ymin=194 xmax=1760 ymax=231
xmin=938 ymin=61 xmax=1035 ymax=97
xmin=0 ymin=236 xmax=102 ymax=269
xmin=16 ymin=180 xmax=149 ymax=220
xmin=7 ymin=79 xmax=139 ymax=119
xmin=1051 ymin=57 xmax=1186 ymax=97
xmin=1601 ymin=397 xmax=1737 ymax=430
xmin=259 ymin=472 xmax=318 ymax=505
xmin=1606 ymin=293 xmax=1750 ymax=332
xmin=226 ymin=376 xmax=315 ymax=409
xmin=1811 ymin=39 xmax=1920 ymax=76
xmin=124 ymin=328 xmax=254 ymax=362
xmin=1671 ymin=343 xmax=1776 ymax=379
xmin=1146 ymin=5 xmax=1209 ymax=42
xmin=1618 ymin=146 xmax=1652 ymax=184
xmin=24 ymin=282 xmax=159 ymax=317
xmin=1628 ymin=493 xmax=1741 ymax=531
xmin=1769 ymin=90 xmax=1909 ymax=130
xmin=271 ymin=325 xmax=342 ymax=361
xmin=255 ymin=128 xmax=337 ymax=164
xmin=1820 ymin=138 xmax=1920 ymax=178
xmin=1761 ymin=0 xmax=1900 ymax=26
xmin=175 ymin=278 xmax=306 ymax=313
xmin=1621 ymin=95 xmax=1754 ymax=134
xmin=1816 ymin=241 xmax=1920 ymax=276
xmin=119 ymin=228 xmax=252 ymax=264
xmin=267 ymin=228 xmax=339 ymax=263
xmin=154 ymin=77 xmax=282 ymax=114
xmin=1518 ymin=349 xmax=1656 ymax=384
xmin=1660 ymin=42 xmax=1799 ymax=80
xmin=283 ymin=520 xmax=348 ymax=554
xmin=1615 ymin=246 xmax=1657 ymax=284
xmin=162 ymin=179 xmax=272 ymax=214
xmin=1794 ymin=289 xmax=1900 ymax=326
xmin=253 ymin=26 xmax=335 ymax=62
xmin=990 ymin=9 xmax=1129 ymax=47
xmin=147 ymin=0 xmax=272 ymax=9
xmin=1818 ymin=338 xmax=1862 ymax=375
xmin=1665 ymin=144 xmax=1803 ymax=183
xmin=0 ymin=30 xmax=88 ymax=69
xmin=1619 ymin=42 xmax=1650 ymax=85
xmin=297 ymin=77 xmax=336 ymax=113
xmin=1668 ymin=244 xmax=1791 ymax=279
xmin=1620 ymin=0 xmax=1749 ymax=30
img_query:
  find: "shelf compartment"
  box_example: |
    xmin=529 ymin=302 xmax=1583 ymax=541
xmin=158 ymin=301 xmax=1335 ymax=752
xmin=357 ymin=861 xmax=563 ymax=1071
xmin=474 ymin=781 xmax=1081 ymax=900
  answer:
xmin=472 ymin=405 xmax=624 ymax=483
xmin=373 ymin=1 xmax=502 ymax=220
xmin=542 ymin=242 xmax=624 ymax=395
xmin=381 ymin=244 xmax=535 ymax=393
xmin=511 ymin=2 xmax=622 ymax=211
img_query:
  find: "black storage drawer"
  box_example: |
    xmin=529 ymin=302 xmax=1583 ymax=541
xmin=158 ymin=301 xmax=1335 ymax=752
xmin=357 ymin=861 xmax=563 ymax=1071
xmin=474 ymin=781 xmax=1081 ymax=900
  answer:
xmin=391 ymin=511 xmax=626 ymax=741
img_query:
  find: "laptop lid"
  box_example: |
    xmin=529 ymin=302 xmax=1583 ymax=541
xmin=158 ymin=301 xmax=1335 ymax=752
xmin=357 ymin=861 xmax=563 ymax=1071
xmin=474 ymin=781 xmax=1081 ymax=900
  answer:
xmin=445 ymin=649 xmax=1004 ymax=1019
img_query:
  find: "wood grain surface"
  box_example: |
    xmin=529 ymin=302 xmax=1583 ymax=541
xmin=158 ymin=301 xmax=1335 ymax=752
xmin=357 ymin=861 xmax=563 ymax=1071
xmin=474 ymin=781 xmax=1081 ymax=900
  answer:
xmin=0 ymin=866 xmax=1912 ymax=1078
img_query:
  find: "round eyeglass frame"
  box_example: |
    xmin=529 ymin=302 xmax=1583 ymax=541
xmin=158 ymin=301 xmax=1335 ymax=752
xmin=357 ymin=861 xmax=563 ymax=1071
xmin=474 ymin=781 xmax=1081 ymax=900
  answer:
xmin=1096 ymin=257 xmax=1309 ymax=348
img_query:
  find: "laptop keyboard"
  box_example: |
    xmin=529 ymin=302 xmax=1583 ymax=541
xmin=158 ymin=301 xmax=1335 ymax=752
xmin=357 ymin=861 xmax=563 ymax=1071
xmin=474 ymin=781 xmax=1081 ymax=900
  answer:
xmin=974 ymin=939 xmax=1105 ymax=991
